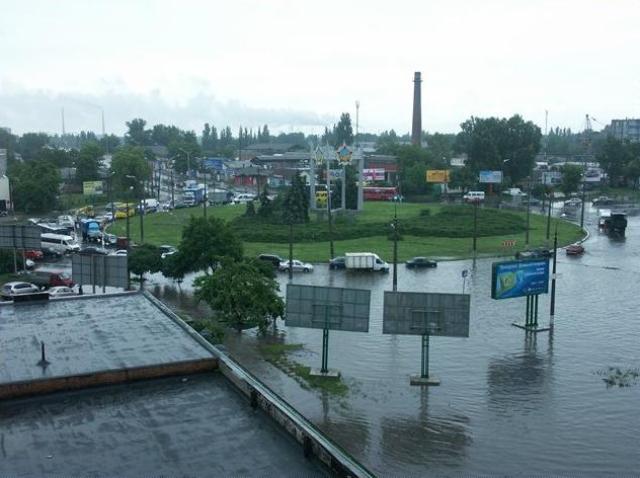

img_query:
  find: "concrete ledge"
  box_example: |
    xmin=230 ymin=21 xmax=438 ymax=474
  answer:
xmin=410 ymin=374 xmax=441 ymax=386
xmin=309 ymin=368 xmax=341 ymax=378
xmin=511 ymin=322 xmax=551 ymax=333
xmin=0 ymin=358 xmax=218 ymax=401
xmin=144 ymin=292 xmax=374 ymax=478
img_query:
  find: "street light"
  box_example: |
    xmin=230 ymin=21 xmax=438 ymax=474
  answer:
xmin=179 ymin=148 xmax=191 ymax=177
xmin=126 ymin=174 xmax=144 ymax=243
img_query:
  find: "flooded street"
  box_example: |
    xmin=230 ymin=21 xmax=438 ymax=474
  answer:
xmin=149 ymin=206 xmax=640 ymax=476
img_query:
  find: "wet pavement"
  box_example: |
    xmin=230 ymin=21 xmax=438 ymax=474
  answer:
xmin=149 ymin=205 xmax=640 ymax=476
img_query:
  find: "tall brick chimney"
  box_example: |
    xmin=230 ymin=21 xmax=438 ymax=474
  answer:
xmin=411 ymin=71 xmax=422 ymax=146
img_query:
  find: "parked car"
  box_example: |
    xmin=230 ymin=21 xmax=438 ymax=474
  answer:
xmin=329 ymin=256 xmax=346 ymax=270
xmin=79 ymin=246 xmax=110 ymax=255
xmin=1 ymin=281 xmax=40 ymax=299
xmin=463 ymin=191 xmax=485 ymax=203
xmin=159 ymin=245 xmax=177 ymax=259
xmin=515 ymin=248 xmax=552 ymax=260
xmin=48 ymin=286 xmax=76 ymax=297
xmin=113 ymin=249 xmax=128 ymax=256
xmin=233 ymin=193 xmax=256 ymax=204
xmin=405 ymin=256 xmax=438 ymax=269
xmin=278 ymin=259 xmax=313 ymax=272
xmin=258 ymin=254 xmax=284 ymax=268
xmin=24 ymin=250 xmax=44 ymax=261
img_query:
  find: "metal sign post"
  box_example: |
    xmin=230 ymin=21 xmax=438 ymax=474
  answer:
xmin=286 ymin=284 xmax=371 ymax=378
xmin=383 ymin=291 xmax=471 ymax=386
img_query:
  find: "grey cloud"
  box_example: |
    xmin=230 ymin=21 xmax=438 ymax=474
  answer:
xmin=0 ymin=87 xmax=335 ymax=135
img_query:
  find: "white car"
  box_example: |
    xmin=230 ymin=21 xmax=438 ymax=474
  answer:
xmin=233 ymin=193 xmax=256 ymax=204
xmin=1 ymin=281 xmax=40 ymax=299
xmin=160 ymin=245 xmax=177 ymax=259
xmin=113 ymin=249 xmax=128 ymax=256
xmin=48 ymin=286 xmax=76 ymax=297
xmin=278 ymin=260 xmax=314 ymax=273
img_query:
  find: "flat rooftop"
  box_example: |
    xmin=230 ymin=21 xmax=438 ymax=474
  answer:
xmin=0 ymin=372 xmax=326 ymax=477
xmin=0 ymin=293 xmax=213 ymax=385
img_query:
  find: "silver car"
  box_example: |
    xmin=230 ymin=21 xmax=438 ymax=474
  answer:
xmin=48 ymin=286 xmax=76 ymax=297
xmin=1 ymin=281 xmax=40 ymax=299
xmin=278 ymin=259 xmax=314 ymax=273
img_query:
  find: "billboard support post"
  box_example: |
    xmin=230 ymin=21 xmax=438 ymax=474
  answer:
xmin=420 ymin=334 xmax=429 ymax=379
xmin=321 ymin=328 xmax=329 ymax=374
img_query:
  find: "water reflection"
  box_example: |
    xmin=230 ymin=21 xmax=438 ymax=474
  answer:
xmin=381 ymin=389 xmax=471 ymax=468
xmin=487 ymin=330 xmax=554 ymax=413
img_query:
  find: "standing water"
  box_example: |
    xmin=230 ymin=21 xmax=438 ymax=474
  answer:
xmin=153 ymin=206 xmax=640 ymax=476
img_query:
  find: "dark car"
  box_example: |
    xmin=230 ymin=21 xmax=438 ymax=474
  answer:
xmin=329 ymin=256 xmax=346 ymax=270
xmin=515 ymin=248 xmax=552 ymax=260
xmin=79 ymin=246 xmax=110 ymax=256
xmin=258 ymin=254 xmax=284 ymax=268
xmin=405 ymin=256 xmax=437 ymax=269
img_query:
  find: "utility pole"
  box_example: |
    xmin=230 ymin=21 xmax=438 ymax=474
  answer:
xmin=472 ymin=200 xmax=478 ymax=258
xmin=288 ymin=220 xmax=293 ymax=282
xmin=392 ymin=211 xmax=398 ymax=292
xmin=139 ymin=182 xmax=145 ymax=243
xmin=525 ymin=177 xmax=531 ymax=248
xmin=327 ymin=147 xmax=334 ymax=259
xmin=203 ymin=169 xmax=208 ymax=219
xmin=550 ymin=226 xmax=558 ymax=327
xmin=580 ymin=114 xmax=592 ymax=230
xmin=546 ymin=189 xmax=553 ymax=241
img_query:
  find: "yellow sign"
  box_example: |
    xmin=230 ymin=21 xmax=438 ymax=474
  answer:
xmin=83 ymin=180 xmax=104 ymax=196
xmin=426 ymin=170 xmax=450 ymax=183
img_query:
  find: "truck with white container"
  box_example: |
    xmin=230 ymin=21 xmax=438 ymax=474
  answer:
xmin=182 ymin=180 xmax=206 ymax=207
xmin=345 ymin=252 xmax=389 ymax=272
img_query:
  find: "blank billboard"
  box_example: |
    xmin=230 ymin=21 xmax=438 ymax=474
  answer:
xmin=383 ymin=291 xmax=470 ymax=337
xmin=285 ymin=284 xmax=371 ymax=332
xmin=0 ymin=224 xmax=42 ymax=249
xmin=72 ymin=254 xmax=129 ymax=288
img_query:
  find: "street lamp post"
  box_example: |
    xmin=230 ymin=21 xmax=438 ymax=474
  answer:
xmin=126 ymin=175 xmax=144 ymax=243
xmin=126 ymin=186 xmax=132 ymax=249
xmin=525 ymin=177 xmax=531 ymax=248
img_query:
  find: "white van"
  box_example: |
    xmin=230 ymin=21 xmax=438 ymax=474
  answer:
xmin=463 ymin=191 xmax=485 ymax=203
xmin=41 ymin=233 xmax=80 ymax=255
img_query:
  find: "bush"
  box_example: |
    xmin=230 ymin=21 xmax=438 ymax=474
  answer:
xmin=229 ymin=205 xmax=525 ymax=243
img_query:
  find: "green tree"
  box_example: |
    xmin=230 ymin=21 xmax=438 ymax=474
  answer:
xmin=100 ymin=134 xmax=121 ymax=153
xmin=128 ymin=244 xmax=162 ymax=288
xmin=597 ymin=136 xmax=629 ymax=187
xmin=76 ymin=142 xmax=103 ymax=184
xmin=560 ymin=164 xmax=583 ymax=196
xmin=168 ymin=132 xmax=201 ymax=173
xmin=172 ymin=216 xmax=243 ymax=275
xmin=111 ymin=146 xmax=151 ymax=196
xmin=36 ymin=147 xmax=75 ymax=168
xmin=456 ymin=115 xmax=541 ymax=184
xmin=10 ymin=159 xmax=60 ymax=212
xmin=125 ymin=118 xmax=151 ymax=146
xmin=151 ymin=124 xmax=183 ymax=147
xmin=194 ymin=259 xmax=284 ymax=333
xmin=334 ymin=113 xmax=354 ymax=146
xmin=17 ymin=132 xmax=50 ymax=160
xmin=282 ymin=172 xmax=309 ymax=223
xmin=257 ymin=184 xmax=273 ymax=217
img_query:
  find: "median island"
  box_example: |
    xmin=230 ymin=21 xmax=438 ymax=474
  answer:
xmin=110 ymin=202 xmax=585 ymax=262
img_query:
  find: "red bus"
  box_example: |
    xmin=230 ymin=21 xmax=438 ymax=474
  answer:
xmin=363 ymin=187 xmax=398 ymax=201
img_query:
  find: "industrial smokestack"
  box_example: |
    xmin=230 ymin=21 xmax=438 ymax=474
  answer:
xmin=411 ymin=72 xmax=422 ymax=146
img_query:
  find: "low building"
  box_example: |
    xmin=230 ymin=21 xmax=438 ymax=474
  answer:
xmin=0 ymin=292 xmax=370 ymax=477
xmin=608 ymin=118 xmax=640 ymax=142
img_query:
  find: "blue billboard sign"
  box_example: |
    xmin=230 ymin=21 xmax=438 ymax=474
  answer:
xmin=491 ymin=259 xmax=549 ymax=300
xmin=479 ymin=170 xmax=503 ymax=184
xmin=203 ymin=158 xmax=225 ymax=171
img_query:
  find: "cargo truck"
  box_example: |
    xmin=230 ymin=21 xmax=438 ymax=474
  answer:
xmin=345 ymin=252 xmax=389 ymax=272
xmin=182 ymin=181 xmax=206 ymax=207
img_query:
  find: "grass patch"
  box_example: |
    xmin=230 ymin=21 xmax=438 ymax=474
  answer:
xmin=109 ymin=201 xmax=585 ymax=262
xmin=259 ymin=342 xmax=348 ymax=396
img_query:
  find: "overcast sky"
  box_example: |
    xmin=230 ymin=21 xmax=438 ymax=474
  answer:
xmin=1 ymin=0 xmax=638 ymax=136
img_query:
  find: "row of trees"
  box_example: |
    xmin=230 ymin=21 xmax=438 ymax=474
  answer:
xmin=130 ymin=215 xmax=283 ymax=333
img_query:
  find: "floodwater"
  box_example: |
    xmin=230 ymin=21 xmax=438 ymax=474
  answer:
xmin=151 ymin=205 xmax=640 ymax=477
